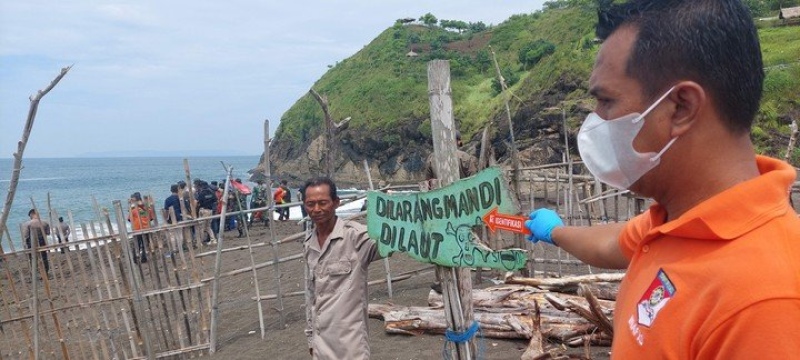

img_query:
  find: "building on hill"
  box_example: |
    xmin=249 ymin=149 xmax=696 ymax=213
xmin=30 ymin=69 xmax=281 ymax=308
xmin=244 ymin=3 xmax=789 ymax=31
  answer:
xmin=780 ymin=6 xmax=800 ymax=24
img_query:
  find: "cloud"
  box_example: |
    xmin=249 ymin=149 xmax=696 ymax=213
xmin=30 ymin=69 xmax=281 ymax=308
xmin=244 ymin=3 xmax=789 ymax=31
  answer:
xmin=0 ymin=0 xmax=545 ymax=158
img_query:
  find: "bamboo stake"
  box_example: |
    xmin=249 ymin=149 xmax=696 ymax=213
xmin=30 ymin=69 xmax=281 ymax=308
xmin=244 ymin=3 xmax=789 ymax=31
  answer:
xmin=55 ymin=209 xmax=102 ymax=360
xmin=28 ymin=201 xmax=42 ymax=360
xmin=489 ymin=46 xmax=521 ymax=201
xmin=111 ymin=202 xmax=154 ymax=359
xmin=147 ymin=230 xmax=178 ymax=351
xmin=89 ymin=221 xmax=134 ymax=357
xmin=260 ymin=119 xmax=287 ymax=329
xmin=786 ymin=118 xmax=798 ymax=163
xmin=81 ymin=221 xmax=119 ymax=358
xmin=97 ymin=213 xmax=137 ymax=359
xmin=161 ymin=221 xmax=194 ymax=349
xmin=364 ymin=159 xmax=394 ymax=299
xmin=0 ymin=65 xmax=71 ymax=242
xmin=209 ymin=167 xmax=234 ymax=353
xmin=183 ymin=159 xmax=198 ymax=220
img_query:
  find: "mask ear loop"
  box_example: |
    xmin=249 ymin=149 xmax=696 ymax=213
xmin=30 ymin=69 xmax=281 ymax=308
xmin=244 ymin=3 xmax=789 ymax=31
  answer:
xmin=632 ymin=86 xmax=677 ymax=124
xmin=649 ymin=136 xmax=678 ymax=162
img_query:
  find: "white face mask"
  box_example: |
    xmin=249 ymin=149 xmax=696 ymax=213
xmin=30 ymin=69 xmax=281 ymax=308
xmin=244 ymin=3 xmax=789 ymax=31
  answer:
xmin=578 ymin=86 xmax=678 ymax=190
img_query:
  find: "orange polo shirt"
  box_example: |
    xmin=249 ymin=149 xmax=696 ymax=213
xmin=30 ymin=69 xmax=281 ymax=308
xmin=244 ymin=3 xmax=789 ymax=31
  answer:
xmin=613 ymin=156 xmax=800 ymax=359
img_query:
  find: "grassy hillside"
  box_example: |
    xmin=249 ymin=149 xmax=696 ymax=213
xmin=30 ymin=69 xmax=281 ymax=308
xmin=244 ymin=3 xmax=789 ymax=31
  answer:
xmin=271 ymin=2 xmax=800 ymax=180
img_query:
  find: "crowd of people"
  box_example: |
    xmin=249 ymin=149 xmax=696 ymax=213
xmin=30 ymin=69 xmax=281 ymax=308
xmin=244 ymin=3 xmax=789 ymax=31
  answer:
xmin=119 ymin=177 xmax=299 ymax=264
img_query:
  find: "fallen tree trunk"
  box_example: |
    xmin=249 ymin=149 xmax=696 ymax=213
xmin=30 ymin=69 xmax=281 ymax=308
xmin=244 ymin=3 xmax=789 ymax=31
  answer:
xmin=505 ymin=272 xmax=624 ymax=298
xmin=369 ymin=303 xmax=598 ymax=343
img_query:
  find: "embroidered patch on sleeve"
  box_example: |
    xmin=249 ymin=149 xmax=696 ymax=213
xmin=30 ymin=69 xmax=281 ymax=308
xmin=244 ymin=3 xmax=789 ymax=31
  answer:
xmin=637 ymin=269 xmax=676 ymax=327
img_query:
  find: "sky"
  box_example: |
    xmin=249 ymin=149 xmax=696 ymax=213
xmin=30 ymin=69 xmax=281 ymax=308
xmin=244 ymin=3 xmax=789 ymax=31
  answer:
xmin=0 ymin=1 xmax=547 ymax=158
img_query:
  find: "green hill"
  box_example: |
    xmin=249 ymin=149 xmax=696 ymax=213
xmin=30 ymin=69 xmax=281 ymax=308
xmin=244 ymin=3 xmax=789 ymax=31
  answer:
xmin=269 ymin=2 xmax=800 ymax=184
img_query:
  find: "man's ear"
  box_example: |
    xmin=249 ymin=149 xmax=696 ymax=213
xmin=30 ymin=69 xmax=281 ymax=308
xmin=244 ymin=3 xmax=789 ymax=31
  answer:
xmin=669 ymin=81 xmax=705 ymax=137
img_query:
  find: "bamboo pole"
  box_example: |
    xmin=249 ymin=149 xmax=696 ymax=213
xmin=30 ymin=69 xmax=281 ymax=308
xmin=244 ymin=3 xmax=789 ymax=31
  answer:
xmin=786 ymin=118 xmax=798 ymax=163
xmin=427 ymin=59 xmax=475 ymax=359
xmin=81 ymin=221 xmax=119 ymax=358
xmin=110 ymin=200 xmax=155 ymax=360
xmin=147 ymin=230 xmax=178 ymax=351
xmin=55 ymin=210 xmax=102 ymax=360
xmin=0 ymin=65 xmax=71 ymax=243
xmin=209 ymin=167 xmax=234 ymax=353
xmin=94 ymin=214 xmax=139 ymax=357
xmin=183 ymin=159 xmax=198 ymax=220
xmin=364 ymin=159 xmax=394 ymax=299
xmin=260 ymin=119 xmax=287 ymax=329
xmin=161 ymin=216 xmax=195 ymax=349
xmin=28 ymin=200 xmax=42 ymax=360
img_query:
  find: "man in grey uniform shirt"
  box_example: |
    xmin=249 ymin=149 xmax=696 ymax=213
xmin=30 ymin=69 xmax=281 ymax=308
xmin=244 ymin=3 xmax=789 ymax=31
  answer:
xmin=303 ymin=177 xmax=382 ymax=359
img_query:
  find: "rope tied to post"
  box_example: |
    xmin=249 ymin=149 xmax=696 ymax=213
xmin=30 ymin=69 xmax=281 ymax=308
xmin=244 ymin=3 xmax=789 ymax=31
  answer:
xmin=442 ymin=321 xmax=484 ymax=359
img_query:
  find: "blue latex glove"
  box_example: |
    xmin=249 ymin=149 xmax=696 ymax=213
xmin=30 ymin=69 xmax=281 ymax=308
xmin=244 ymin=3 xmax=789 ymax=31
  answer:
xmin=525 ymin=209 xmax=564 ymax=245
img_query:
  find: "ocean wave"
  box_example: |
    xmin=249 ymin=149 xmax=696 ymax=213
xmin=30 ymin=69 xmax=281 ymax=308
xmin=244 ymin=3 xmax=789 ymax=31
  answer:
xmin=0 ymin=177 xmax=67 ymax=182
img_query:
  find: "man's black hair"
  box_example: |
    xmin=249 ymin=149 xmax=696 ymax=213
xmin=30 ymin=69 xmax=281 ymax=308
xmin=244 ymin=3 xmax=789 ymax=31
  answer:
xmin=28 ymin=209 xmax=36 ymax=217
xmin=170 ymin=184 xmax=179 ymax=193
xmin=58 ymin=216 xmax=64 ymax=222
xmin=596 ymin=0 xmax=763 ymax=134
xmin=303 ymin=177 xmax=338 ymax=201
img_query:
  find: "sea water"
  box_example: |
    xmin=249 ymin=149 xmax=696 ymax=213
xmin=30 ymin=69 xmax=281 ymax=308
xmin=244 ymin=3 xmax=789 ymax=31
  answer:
xmin=0 ymin=156 xmax=367 ymax=251
xmin=0 ymin=156 xmax=259 ymax=250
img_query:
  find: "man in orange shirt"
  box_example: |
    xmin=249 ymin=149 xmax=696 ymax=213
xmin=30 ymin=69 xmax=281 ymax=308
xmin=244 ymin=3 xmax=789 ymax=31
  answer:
xmin=128 ymin=192 xmax=154 ymax=263
xmin=524 ymin=0 xmax=800 ymax=358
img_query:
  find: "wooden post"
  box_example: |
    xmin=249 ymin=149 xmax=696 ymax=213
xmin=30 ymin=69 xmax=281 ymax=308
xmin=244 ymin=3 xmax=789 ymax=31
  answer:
xmin=427 ymin=59 xmax=476 ymax=359
xmin=363 ymin=159 xmax=394 ymax=299
xmin=262 ymin=119 xmax=287 ymax=329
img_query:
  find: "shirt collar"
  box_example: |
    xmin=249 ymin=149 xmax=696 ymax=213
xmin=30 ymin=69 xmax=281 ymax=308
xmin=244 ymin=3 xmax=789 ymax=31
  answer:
xmin=307 ymin=217 xmax=345 ymax=252
xmin=647 ymin=156 xmax=796 ymax=240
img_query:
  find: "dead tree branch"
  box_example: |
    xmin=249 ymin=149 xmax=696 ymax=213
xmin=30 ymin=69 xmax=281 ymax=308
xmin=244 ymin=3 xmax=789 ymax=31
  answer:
xmin=0 ymin=65 xmax=72 ymax=245
xmin=308 ymin=88 xmax=351 ymax=178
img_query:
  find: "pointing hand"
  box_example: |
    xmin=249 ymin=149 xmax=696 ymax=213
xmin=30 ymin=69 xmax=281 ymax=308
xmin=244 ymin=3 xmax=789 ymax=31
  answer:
xmin=524 ymin=209 xmax=563 ymax=245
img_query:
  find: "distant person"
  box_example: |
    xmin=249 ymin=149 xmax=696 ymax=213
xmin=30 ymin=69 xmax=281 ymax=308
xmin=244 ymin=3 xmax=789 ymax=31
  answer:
xmin=249 ymin=180 xmax=269 ymax=227
xmin=298 ymin=183 xmax=308 ymax=229
xmin=231 ymin=178 xmax=249 ymax=237
xmin=177 ymin=180 xmax=193 ymax=218
xmin=195 ymin=180 xmax=218 ymax=244
xmin=163 ymin=184 xmax=184 ymax=224
xmin=303 ymin=177 xmax=382 ymax=359
xmin=56 ymin=216 xmax=70 ymax=253
xmin=22 ymin=209 xmax=51 ymax=274
xmin=280 ymin=180 xmax=291 ymax=221
xmin=423 ymin=130 xmax=478 ymax=182
xmin=127 ymin=192 xmax=154 ymax=263
xmin=273 ymin=181 xmax=287 ymax=221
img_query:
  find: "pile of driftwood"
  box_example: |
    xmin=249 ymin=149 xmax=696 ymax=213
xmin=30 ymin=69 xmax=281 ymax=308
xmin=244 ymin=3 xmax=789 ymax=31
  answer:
xmin=368 ymin=273 xmax=624 ymax=359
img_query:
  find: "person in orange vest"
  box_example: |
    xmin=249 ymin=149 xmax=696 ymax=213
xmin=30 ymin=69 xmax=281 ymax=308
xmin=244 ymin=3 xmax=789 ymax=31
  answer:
xmin=273 ymin=181 xmax=287 ymax=221
xmin=128 ymin=192 xmax=154 ymax=263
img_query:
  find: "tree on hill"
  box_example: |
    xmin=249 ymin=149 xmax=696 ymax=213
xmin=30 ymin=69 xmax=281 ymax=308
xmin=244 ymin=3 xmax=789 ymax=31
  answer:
xmin=468 ymin=21 xmax=488 ymax=33
xmin=420 ymin=13 xmax=438 ymax=27
xmin=519 ymin=40 xmax=556 ymax=69
xmin=440 ymin=19 xmax=469 ymax=33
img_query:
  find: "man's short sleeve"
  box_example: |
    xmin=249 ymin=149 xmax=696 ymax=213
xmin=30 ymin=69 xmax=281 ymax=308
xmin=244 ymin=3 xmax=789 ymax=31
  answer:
xmin=618 ymin=211 xmax=652 ymax=260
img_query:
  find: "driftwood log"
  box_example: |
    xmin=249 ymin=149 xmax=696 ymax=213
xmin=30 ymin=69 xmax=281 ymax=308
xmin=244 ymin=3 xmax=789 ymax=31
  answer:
xmin=505 ymin=272 xmax=624 ymax=300
xmin=369 ymin=281 xmax=617 ymax=347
